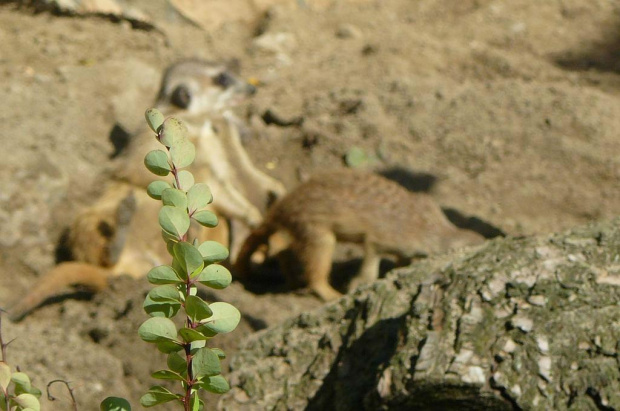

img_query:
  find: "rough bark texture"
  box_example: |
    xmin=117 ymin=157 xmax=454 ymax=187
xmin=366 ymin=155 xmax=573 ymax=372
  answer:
xmin=219 ymin=219 xmax=620 ymax=410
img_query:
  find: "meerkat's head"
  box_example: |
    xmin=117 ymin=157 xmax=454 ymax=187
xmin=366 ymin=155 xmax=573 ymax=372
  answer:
xmin=155 ymin=59 xmax=256 ymax=116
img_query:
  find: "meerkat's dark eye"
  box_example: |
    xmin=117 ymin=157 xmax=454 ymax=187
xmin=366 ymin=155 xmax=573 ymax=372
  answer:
xmin=214 ymin=72 xmax=235 ymax=88
xmin=170 ymin=85 xmax=192 ymax=109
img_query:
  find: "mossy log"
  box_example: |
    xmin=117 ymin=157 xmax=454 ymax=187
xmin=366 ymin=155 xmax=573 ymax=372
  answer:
xmin=220 ymin=219 xmax=620 ymax=410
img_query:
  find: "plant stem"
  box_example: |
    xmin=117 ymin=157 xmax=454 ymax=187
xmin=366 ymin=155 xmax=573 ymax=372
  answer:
xmin=183 ymin=277 xmax=195 ymax=410
xmin=47 ymin=380 xmax=78 ymax=411
xmin=0 ymin=312 xmax=6 ymax=362
xmin=172 ymin=164 xmax=182 ymax=191
xmin=0 ymin=313 xmax=9 ymax=411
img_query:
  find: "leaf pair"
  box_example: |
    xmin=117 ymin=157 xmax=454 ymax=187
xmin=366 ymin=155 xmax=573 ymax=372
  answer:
xmin=139 ymin=301 xmax=240 ymax=345
xmin=0 ymin=362 xmax=42 ymax=411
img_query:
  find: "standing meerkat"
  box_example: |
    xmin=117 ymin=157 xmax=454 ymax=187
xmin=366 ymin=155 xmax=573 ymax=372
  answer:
xmin=10 ymin=59 xmax=285 ymax=321
xmin=235 ymin=169 xmax=485 ymax=301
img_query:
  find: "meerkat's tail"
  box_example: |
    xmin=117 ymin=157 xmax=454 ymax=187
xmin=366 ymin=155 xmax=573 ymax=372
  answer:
xmin=9 ymin=262 xmax=111 ymax=322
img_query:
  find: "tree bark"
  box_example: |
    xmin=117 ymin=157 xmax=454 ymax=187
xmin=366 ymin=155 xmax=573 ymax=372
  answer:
xmin=220 ymin=219 xmax=620 ymax=410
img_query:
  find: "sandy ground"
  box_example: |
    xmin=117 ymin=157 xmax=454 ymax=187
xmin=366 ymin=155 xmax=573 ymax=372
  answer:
xmin=1 ymin=0 xmax=620 ymax=409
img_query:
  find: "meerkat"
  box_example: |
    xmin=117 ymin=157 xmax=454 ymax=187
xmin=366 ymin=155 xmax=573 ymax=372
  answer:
xmin=234 ymin=169 xmax=485 ymax=301
xmin=10 ymin=59 xmax=285 ymax=321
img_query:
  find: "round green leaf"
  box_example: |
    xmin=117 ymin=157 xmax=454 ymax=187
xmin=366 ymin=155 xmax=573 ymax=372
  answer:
xmin=196 ymin=265 xmax=232 ymax=289
xmin=167 ymin=353 xmax=187 ymax=374
xmin=185 ymin=295 xmax=213 ymax=322
xmin=161 ymin=188 xmax=188 ymax=209
xmin=199 ymin=302 xmax=240 ymax=334
xmin=13 ymin=393 xmax=40 ymax=411
xmin=170 ymin=138 xmax=196 ymax=169
xmin=145 ymin=108 xmax=165 ymax=133
xmin=147 ymin=265 xmax=182 ymax=285
xmin=192 ymin=210 xmax=218 ymax=228
xmin=148 ymin=285 xmax=182 ymax=303
xmin=210 ymin=348 xmax=226 ymax=359
xmin=158 ymin=206 xmax=190 ymax=239
xmin=159 ymin=118 xmax=187 ymax=147
xmin=140 ymin=386 xmax=181 ymax=407
xmin=173 ymin=242 xmax=204 ymax=279
xmin=178 ymin=327 xmax=209 ymax=343
xmin=194 ymin=325 xmax=218 ymax=339
xmin=174 ymin=170 xmax=195 ymax=191
xmin=100 ymin=396 xmax=131 ymax=411
xmin=187 ymin=183 xmax=213 ymax=213
xmin=192 ymin=347 xmax=221 ymax=379
xmin=197 ymin=241 xmax=229 ymax=264
xmin=138 ymin=317 xmax=179 ymax=343
xmin=191 ymin=394 xmax=203 ymax=411
xmin=144 ymin=150 xmax=171 ymax=176
xmin=344 ymin=146 xmax=368 ymax=168
xmin=151 ymin=370 xmax=184 ymax=381
xmin=147 ymin=180 xmax=171 ymax=200
xmin=155 ymin=341 xmax=184 ymax=354
xmin=0 ymin=362 xmax=10 ymax=391
xmin=166 ymin=239 xmax=176 ymax=257
xmin=143 ymin=293 xmax=181 ymax=318
xmin=11 ymin=372 xmax=36 ymax=396
xmin=161 ymin=229 xmax=179 ymax=245
xmin=200 ymin=375 xmax=230 ymax=394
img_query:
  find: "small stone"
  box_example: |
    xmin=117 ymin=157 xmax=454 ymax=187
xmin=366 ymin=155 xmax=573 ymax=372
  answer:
xmin=578 ymin=342 xmax=590 ymax=351
xmin=538 ymin=356 xmax=552 ymax=381
xmin=463 ymin=366 xmax=486 ymax=384
xmin=487 ymin=276 xmax=507 ymax=298
xmin=564 ymin=237 xmax=597 ymax=247
xmin=536 ymin=336 xmax=549 ymax=353
xmin=567 ymin=253 xmax=585 ymax=262
xmin=503 ymin=338 xmax=517 ymax=353
xmin=511 ymin=315 xmax=534 ymax=333
xmin=527 ymin=295 xmax=546 ymax=306
xmin=454 ymin=349 xmax=474 ymax=364
xmin=377 ymin=367 xmax=392 ymax=398
xmin=336 ymin=24 xmax=362 ymax=39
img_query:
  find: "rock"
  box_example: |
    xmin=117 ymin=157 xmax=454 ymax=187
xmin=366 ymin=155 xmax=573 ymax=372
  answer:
xmin=220 ymin=218 xmax=620 ymax=410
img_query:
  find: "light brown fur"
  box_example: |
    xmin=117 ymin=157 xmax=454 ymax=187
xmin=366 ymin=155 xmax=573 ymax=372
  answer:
xmin=10 ymin=60 xmax=285 ymax=321
xmin=235 ymin=169 xmax=485 ymax=300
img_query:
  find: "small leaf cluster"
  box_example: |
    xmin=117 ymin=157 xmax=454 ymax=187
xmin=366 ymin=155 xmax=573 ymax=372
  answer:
xmin=0 ymin=362 xmax=41 ymax=411
xmin=119 ymin=109 xmax=240 ymax=410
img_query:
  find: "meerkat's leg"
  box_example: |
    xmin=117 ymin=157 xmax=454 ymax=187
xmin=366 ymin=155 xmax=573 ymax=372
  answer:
xmin=208 ymin=179 xmax=263 ymax=228
xmin=108 ymin=190 xmax=136 ymax=265
xmin=348 ymin=240 xmax=382 ymax=292
xmin=290 ymin=228 xmax=341 ymax=301
xmin=228 ymin=219 xmax=250 ymax=264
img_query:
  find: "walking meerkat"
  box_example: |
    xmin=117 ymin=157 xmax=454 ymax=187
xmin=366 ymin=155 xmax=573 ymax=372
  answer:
xmin=235 ymin=169 xmax=485 ymax=301
xmin=10 ymin=59 xmax=286 ymax=321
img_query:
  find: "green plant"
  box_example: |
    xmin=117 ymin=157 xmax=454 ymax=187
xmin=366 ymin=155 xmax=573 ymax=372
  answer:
xmin=102 ymin=109 xmax=240 ymax=411
xmin=0 ymin=312 xmax=42 ymax=411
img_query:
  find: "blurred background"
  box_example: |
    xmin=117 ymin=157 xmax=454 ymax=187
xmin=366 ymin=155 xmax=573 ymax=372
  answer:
xmin=1 ymin=0 xmax=619 ymax=409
